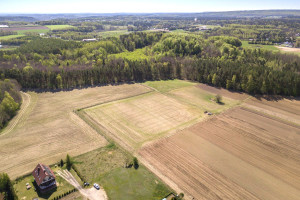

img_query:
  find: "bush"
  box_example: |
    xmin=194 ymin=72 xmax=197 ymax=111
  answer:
xmin=215 ymin=94 xmax=222 ymax=103
xmin=133 ymin=157 xmax=139 ymax=169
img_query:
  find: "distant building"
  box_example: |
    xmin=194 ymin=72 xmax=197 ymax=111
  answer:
xmin=199 ymin=26 xmax=211 ymax=31
xmin=0 ymin=25 xmax=9 ymax=28
xmin=82 ymin=38 xmax=97 ymax=42
xmin=32 ymin=163 xmax=56 ymax=192
xmin=39 ymin=33 xmax=45 ymax=37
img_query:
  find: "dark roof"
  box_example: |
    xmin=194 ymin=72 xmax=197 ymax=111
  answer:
xmin=32 ymin=163 xmax=56 ymax=186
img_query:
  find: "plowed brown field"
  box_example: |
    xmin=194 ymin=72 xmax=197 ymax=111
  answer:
xmin=140 ymin=107 xmax=300 ymax=200
xmin=245 ymin=96 xmax=300 ymax=125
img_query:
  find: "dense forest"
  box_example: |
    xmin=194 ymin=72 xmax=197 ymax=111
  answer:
xmin=0 ymin=79 xmax=21 ymax=130
xmin=0 ymin=173 xmax=18 ymax=200
xmin=0 ymin=31 xmax=299 ymax=96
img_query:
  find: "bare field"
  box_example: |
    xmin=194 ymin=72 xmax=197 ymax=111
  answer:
xmin=245 ymin=96 xmax=300 ymax=125
xmin=140 ymin=107 xmax=300 ymax=200
xmin=0 ymin=84 xmax=151 ymax=179
xmin=83 ymin=91 xmax=203 ymax=151
xmin=277 ymin=46 xmax=300 ymax=53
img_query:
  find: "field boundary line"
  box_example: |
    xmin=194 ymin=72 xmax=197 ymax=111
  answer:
xmin=0 ymin=92 xmax=31 ymax=136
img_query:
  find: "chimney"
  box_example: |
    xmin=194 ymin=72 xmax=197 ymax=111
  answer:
xmin=37 ymin=167 xmax=40 ymax=176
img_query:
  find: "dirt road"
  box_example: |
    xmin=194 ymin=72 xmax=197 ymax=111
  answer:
xmin=57 ymin=170 xmax=107 ymax=200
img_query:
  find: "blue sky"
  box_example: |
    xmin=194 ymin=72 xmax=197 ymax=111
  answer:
xmin=0 ymin=0 xmax=299 ymax=13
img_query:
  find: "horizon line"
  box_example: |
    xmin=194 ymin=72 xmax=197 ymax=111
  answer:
xmin=1 ymin=9 xmax=300 ymax=15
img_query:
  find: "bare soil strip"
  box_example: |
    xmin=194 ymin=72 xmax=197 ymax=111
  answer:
xmin=277 ymin=46 xmax=300 ymax=52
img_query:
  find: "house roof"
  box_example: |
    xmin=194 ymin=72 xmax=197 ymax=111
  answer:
xmin=32 ymin=163 xmax=56 ymax=186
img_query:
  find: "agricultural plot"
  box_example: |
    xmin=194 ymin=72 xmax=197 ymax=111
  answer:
xmin=241 ymin=41 xmax=280 ymax=51
xmin=0 ymin=84 xmax=151 ymax=179
xmin=140 ymin=106 xmax=300 ymax=200
xmin=245 ymin=96 xmax=300 ymax=125
xmin=46 ymin=25 xmax=74 ymax=30
xmin=0 ymin=26 xmax=50 ymax=41
xmin=143 ymin=79 xmax=196 ymax=93
xmin=82 ymin=91 xmax=203 ymax=151
xmin=81 ymin=81 xmax=238 ymax=151
xmin=168 ymin=86 xmax=240 ymax=113
xmin=97 ymin=30 xmax=129 ymax=38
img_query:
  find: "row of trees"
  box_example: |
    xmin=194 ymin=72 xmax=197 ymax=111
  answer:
xmin=0 ymin=173 xmax=18 ymax=200
xmin=1 ymin=53 xmax=299 ymax=96
xmin=0 ymin=79 xmax=21 ymax=129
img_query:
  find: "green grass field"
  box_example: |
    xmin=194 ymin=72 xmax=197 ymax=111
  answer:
xmin=110 ymin=48 xmax=150 ymax=61
xmin=97 ymin=30 xmax=129 ymax=38
xmin=74 ymin=144 xmax=171 ymax=200
xmin=0 ymin=34 xmax=25 ymax=41
xmin=143 ymin=79 xmax=196 ymax=93
xmin=46 ymin=25 xmax=74 ymax=30
xmin=16 ymin=29 xmax=49 ymax=35
xmin=0 ymin=28 xmax=49 ymax=41
xmin=241 ymin=41 xmax=280 ymax=51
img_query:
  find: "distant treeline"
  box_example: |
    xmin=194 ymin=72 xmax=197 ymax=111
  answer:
xmin=0 ymin=32 xmax=299 ymax=96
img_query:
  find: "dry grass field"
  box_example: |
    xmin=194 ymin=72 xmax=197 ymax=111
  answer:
xmin=140 ymin=106 xmax=300 ymax=200
xmin=82 ymin=92 xmax=203 ymax=151
xmin=81 ymin=81 xmax=239 ymax=151
xmin=168 ymin=86 xmax=240 ymax=113
xmin=0 ymin=84 xmax=151 ymax=179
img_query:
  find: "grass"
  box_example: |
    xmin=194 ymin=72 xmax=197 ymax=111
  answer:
xmin=46 ymin=25 xmax=74 ymax=30
xmin=168 ymin=86 xmax=240 ymax=113
xmin=241 ymin=41 xmax=280 ymax=51
xmin=16 ymin=29 xmax=49 ymax=35
xmin=0 ymin=28 xmax=49 ymax=41
xmin=14 ymin=167 xmax=75 ymax=200
xmin=0 ymin=46 xmax=18 ymax=51
xmin=0 ymin=34 xmax=25 ymax=41
xmin=110 ymin=48 xmax=150 ymax=61
xmin=97 ymin=30 xmax=129 ymax=38
xmin=143 ymin=79 xmax=196 ymax=93
xmin=74 ymin=145 xmax=171 ymax=200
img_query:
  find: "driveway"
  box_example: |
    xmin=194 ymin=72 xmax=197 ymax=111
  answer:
xmin=57 ymin=170 xmax=107 ymax=200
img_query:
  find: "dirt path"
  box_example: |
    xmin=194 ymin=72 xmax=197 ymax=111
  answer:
xmin=57 ymin=170 xmax=107 ymax=200
xmin=0 ymin=92 xmax=31 ymax=136
xmin=277 ymin=46 xmax=300 ymax=53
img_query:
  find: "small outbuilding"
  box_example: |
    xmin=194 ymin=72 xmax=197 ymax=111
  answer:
xmin=32 ymin=163 xmax=56 ymax=193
